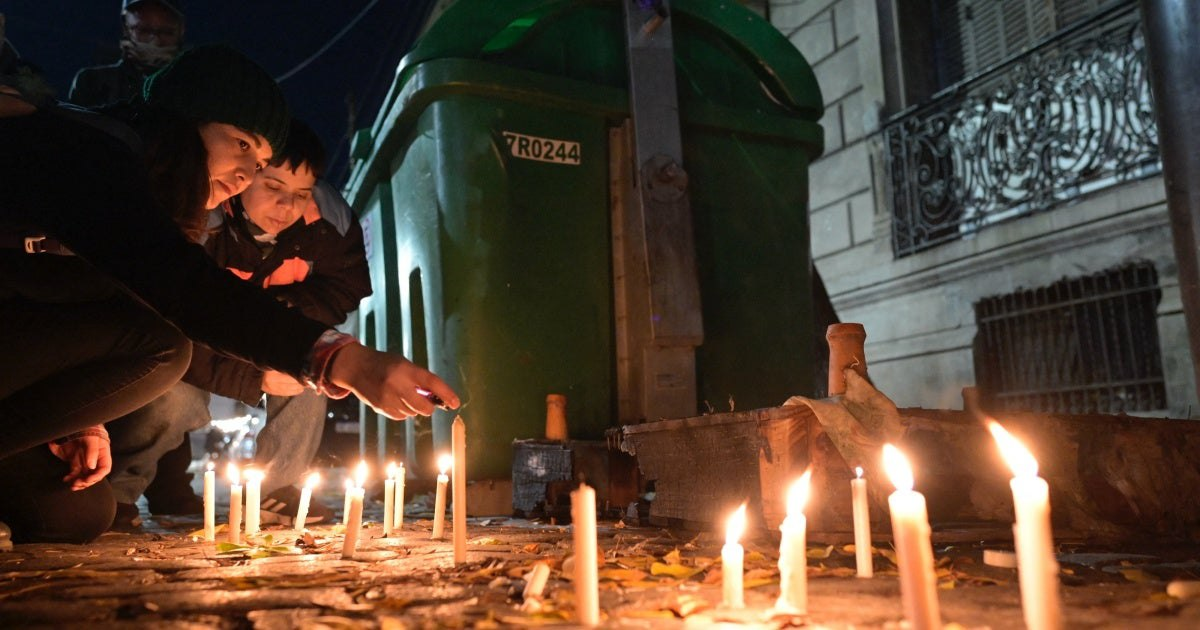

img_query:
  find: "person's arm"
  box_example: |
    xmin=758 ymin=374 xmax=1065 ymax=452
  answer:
xmin=266 ymin=184 xmax=372 ymax=325
xmin=183 ymin=343 xmax=267 ymax=405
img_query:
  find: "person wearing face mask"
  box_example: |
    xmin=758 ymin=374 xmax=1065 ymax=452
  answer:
xmin=68 ymin=0 xmax=185 ymax=108
xmin=107 ymin=119 xmax=370 ymax=528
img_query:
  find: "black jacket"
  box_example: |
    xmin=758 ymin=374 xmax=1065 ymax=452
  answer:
xmin=184 ymin=184 xmax=371 ymax=404
xmin=0 ymin=106 xmax=326 ymax=378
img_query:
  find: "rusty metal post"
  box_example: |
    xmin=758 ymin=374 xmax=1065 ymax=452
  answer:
xmin=826 ymin=323 xmax=867 ymax=397
xmin=1140 ymin=0 xmax=1200 ymax=401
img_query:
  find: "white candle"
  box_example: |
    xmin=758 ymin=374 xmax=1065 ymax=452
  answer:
xmin=776 ymin=471 xmax=810 ymax=613
xmin=342 ymin=478 xmax=354 ymax=526
xmin=432 ymin=454 xmax=450 ymax=540
xmin=452 ymin=416 xmax=467 ymax=564
xmin=203 ymin=462 xmax=215 ymax=541
xmin=722 ymin=503 xmax=747 ymax=609
xmin=342 ymin=461 xmax=367 ymax=559
xmin=852 ymin=466 xmax=874 ymax=578
xmin=883 ymin=444 xmax=941 ymax=630
xmin=572 ymin=483 xmax=600 ymax=626
xmin=227 ymin=463 xmax=242 ymax=545
xmin=244 ymin=468 xmax=263 ymax=535
xmin=394 ymin=462 xmax=406 ymax=530
xmin=295 ymin=472 xmax=319 ymax=532
xmin=988 ymin=422 xmax=1063 ymax=630
xmin=384 ymin=462 xmax=396 ymax=537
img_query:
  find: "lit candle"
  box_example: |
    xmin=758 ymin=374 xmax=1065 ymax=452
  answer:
xmin=394 ymin=462 xmax=406 ymax=530
xmin=776 ymin=471 xmax=811 ymax=613
xmin=342 ymin=478 xmax=353 ymax=525
xmin=244 ymin=468 xmax=263 ymax=535
xmin=883 ymin=444 xmax=941 ymax=630
xmin=572 ymin=482 xmax=600 ymax=626
xmin=452 ymin=416 xmax=467 ymax=564
xmin=852 ymin=466 xmax=874 ymax=578
xmin=384 ymin=462 xmax=397 ymax=537
xmin=342 ymin=461 xmax=367 ymax=559
xmin=294 ymin=472 xmax=320 ymax=532
xmin=203 ymin=461 xmax=215 ymax=541
xmin=227 ymin=463 xmax=242 ymax=545
xmin=722 ymin=503 xmax=747 ymax=609
xmin=432 ymin=454 xmax=450 ymax=539
xmin=988 ymin=422 xmax=1063 ymax=630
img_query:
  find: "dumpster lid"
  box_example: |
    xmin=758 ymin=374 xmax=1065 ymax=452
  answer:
xmin=396 ymin=0 xmax=823 ymax=121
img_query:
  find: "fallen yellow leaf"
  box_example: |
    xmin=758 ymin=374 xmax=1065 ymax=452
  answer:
xmin=663 ymin=548 xmax=682 ymax=565
xmin=806 ymin=545 xmax=835 ymax=560
xmin=618 ymin=556 xmax=656 ymax=570
xmin=878 ymin=548 xmax=899 ymax=566
xmin=1120 ymin=569 xmax=1159 ymax=583
xmin=651 ymin=562 xmax=702 ymax=579
xmin=598 ymin=568 xmax=648 ymax=582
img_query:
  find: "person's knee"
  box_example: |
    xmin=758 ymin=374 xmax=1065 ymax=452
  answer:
xmin=3 ymin=447 xmax=117 ymax=544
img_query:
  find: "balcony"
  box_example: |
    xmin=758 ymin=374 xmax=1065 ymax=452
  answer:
xmin=884 ymin=2 xmax=1159 ymax=258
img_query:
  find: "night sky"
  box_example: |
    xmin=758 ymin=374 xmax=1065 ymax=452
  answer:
xmin=3 ymin=0 xmax=436 ymax=185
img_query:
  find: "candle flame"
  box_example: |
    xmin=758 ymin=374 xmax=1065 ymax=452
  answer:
xmin=437 ymin=453 xmax=453 ymax=475
xmin=725 ymin=503 xmax=747 ymax=545
xmin=206 ymin=461 xmax=215 ymax=472
xmin=786 ymin=470 xmax=812 ymax=517
xmin=244 ymin=468 xmax=263 ymax=482
xmin=227 ymin=463 xmax=240 ymax=485
xmin=882 ymin=444 xmax=914 ymax=492
xmin=987 ymin=421 xmax=1039 ymax=478
xmin=304 ymin=472 xmax=321 ymax=489
xmin=354 ymin=461 xmax=368 ymax=488
xmin=344 ymin=478 xmax=354 ymax=491
xmin=386 ymin=461 xmax=398 ymax=479
xmin=855 ymin=466 xmax=863 ymax=479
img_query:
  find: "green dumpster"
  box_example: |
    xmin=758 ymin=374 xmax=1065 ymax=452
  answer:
xmin=346 ymin=0 xmax=824 ymax=480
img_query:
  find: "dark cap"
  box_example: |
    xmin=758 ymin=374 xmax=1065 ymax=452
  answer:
xmin=143 ymin=44 xmax=290 ymax=155
xmin=123 ymin=0 xmax=184 ymax=17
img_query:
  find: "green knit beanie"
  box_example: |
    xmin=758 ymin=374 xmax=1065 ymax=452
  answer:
xmin=143 ymin=44 xmax=289 ymax=155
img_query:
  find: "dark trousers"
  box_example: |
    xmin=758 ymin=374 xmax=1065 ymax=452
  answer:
xmin=0 ymin=253 xmax=192 ymax=540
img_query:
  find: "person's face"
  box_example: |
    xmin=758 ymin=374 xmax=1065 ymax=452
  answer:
xmin=198 ymin=122 xmax=272 ymax=209
xmin=240 ymin=162 xmax=317 ymax=236
xmin=124 ymin=3 xmax=184 ymax=47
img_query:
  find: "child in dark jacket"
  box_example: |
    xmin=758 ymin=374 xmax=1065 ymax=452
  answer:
xmin=108 ymin=120 xmax=371 ymax=527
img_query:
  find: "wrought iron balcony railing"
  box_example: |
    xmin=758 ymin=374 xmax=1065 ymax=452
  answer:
xmin=884 ymin=2 xmax=1160 ymax=258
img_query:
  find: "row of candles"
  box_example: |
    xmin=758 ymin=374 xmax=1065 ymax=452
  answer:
xmin=201 ymin=417 xmax=470 ymax=562
xmin=709 ymin=421 xmax=1061 ymax=629
xmin=565 ymin=421 xmax=1060 ymax=627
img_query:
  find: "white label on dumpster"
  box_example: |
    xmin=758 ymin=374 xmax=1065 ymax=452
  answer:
xmin=502 ymin=131 xmax=581 ymax=166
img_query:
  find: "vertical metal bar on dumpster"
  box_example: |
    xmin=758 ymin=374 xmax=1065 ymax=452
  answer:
xmin=617 ymin=0 xmax=704 ymax=423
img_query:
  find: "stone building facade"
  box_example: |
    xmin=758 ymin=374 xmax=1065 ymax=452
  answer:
xmin=769 ymin=0 xmax=1196 ymax=417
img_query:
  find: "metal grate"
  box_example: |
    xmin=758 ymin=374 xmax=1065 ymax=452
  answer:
xmin=885 ymin=1 xmax=1159 ymax=258
xmin=974 ymin=261 xmax=1165 ymax=413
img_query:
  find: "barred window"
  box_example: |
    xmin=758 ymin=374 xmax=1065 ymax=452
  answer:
xmin=973 ymin=262 xmax=1166 ymax=413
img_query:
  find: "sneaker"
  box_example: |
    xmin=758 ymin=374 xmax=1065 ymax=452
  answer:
xmin=259 ymin=485 xmax=335 ymax=526
xmin=147 ymin=491 xmax=204 ymax=516
xmin=109 ymin=502 xmax=143 ymax=533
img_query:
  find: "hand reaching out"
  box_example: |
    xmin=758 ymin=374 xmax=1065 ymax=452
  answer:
xmin=48 ymin=427 xmax=112 ymax=491
xmin=328 ymin=343 xmax=460 ymax=419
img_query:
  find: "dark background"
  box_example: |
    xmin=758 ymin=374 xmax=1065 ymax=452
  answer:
xmin=2 ymin=0 xmax=438 ymax=185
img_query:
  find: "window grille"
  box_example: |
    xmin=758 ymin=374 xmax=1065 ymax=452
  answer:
xmin=974 ymin=262 xmax=1166 ymax=414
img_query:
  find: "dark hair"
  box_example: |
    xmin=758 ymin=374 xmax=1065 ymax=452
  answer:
xmin=269 ymin=119 xmax=326 ymax=179
xmin=132 ymin=106 xmax=210 ymax=242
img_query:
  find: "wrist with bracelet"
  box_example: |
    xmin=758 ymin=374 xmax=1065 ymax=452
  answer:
xmin=302 ymin=329 xmax=357 ymax=399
